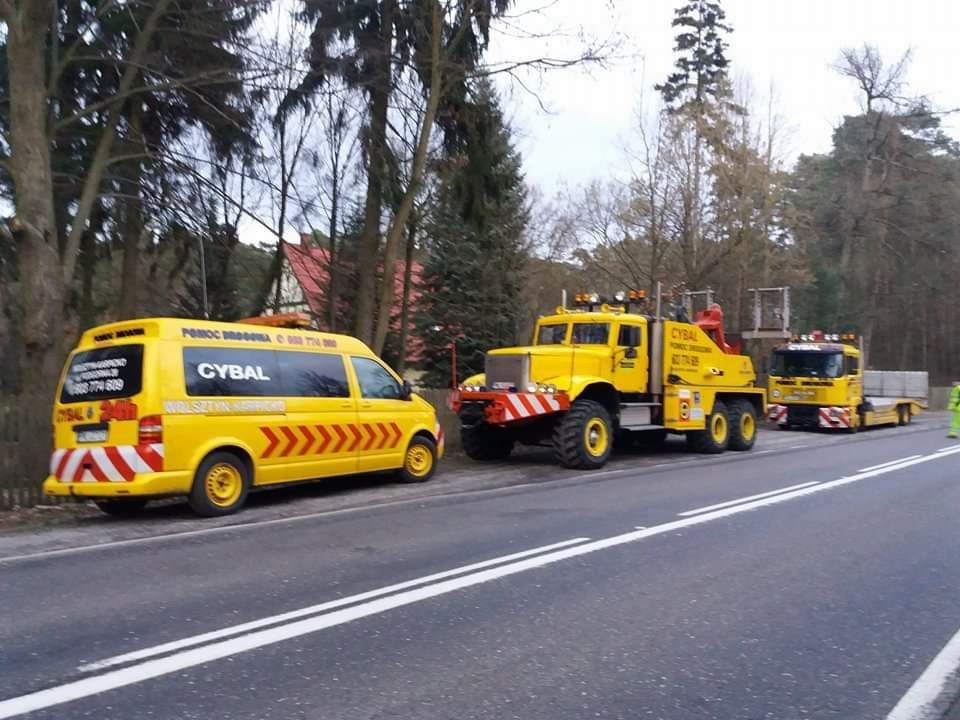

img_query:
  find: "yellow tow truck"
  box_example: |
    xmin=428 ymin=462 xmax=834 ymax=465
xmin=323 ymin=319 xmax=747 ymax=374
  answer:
xmin=451 ymin=291 xmax=766 ymax=469
xmin=767 ymin=331 xmax=927 ymax=431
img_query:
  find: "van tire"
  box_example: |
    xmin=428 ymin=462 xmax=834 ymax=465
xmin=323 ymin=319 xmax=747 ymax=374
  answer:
xmin=94 ymin=499 xmax=148 ymax=516
xmin=397 ymin=436 xmax=437 ymax=483
xmin=687 ymin=400 xmax=730 ymax=454
xmin=728 ymin=399 xmax=758 ymax=451
xmin=554 ymin=399 xmax=613 ymax=469
xmin=189 ymin=451 xmax=251 ymax=517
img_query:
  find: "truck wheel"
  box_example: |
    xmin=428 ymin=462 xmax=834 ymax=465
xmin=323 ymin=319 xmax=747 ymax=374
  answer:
xmin=554 ymin=399 xmax=613 ymax=469
xmin=188 ymin=451 xmax=250 ymax=517
xmin=397 ymin=436 xmax=437 ymax=483
xmin=898 ymin=405 xmax=911 ymax=426
xmin=94 ymin=499 xmax=148 ymax=516
xmin=728 ymin=400 xmax=758 ymax=451
xmin=461 ymin=423 xmax=514 ymax=461
xmin=687 ymin=400 xmax=730 ymax=454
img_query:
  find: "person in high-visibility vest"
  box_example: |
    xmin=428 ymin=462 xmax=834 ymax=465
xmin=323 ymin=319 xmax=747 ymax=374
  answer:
xmin=949 ymin=382 xmax=960 ymax=438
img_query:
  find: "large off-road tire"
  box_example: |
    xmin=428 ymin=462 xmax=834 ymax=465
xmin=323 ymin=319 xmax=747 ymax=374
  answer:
xmin=397 ymin=435 xmax=437 ymax=483
xmin=728 ymin=399 xmax=758 ymax=451
xmin=687 ymin=400 xmax=730 ymax=454
xmin=461 ymin=422 xmax=515 ymax=461
xmin=553 ymin=399 xmax=614 ymax=469
xmin=188 ymin=451 xmax=251 ymax=517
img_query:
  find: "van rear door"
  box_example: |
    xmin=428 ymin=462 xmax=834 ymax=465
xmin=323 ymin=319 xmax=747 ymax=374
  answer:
xmin=53 ymin=343 xmax=153 ymax=481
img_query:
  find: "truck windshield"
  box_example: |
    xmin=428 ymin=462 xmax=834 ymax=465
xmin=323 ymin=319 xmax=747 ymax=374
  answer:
xmin=571 ymin=323 xmax=610 ymax=345
xmin=537 ymin=324 xmax=567 ymax=345
xmin=771 ymin=351 xmax=843 ymax=378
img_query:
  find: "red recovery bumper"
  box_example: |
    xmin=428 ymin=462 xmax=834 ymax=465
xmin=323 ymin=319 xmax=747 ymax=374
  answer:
xmin=451 ymin=389 xmax=570 ymax=425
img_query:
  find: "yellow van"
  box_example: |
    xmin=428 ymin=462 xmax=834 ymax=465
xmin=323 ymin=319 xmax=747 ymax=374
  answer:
xmin=43 ymin=317 xmax=444 ymax=516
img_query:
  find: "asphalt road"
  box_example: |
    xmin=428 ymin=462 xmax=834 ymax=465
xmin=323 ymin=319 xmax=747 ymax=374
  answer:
xmin=2 ymin=417 xmax=960 ymax=719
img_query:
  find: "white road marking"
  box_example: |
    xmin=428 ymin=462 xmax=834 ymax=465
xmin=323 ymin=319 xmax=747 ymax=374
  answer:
xmin=77 ymin=536 xmax=592 ymax=672
xmin=885 ymin=624 xmax=960 ymax=720
xmin=859 ymin=456 xmax=923 ymax=473
xmin=936 ymin=445 xmax=959 ymax=452
xmin=3 ymin=446 xmax=960 ymax=719
xmin=677 ymin=481 xmax=821 ymax=517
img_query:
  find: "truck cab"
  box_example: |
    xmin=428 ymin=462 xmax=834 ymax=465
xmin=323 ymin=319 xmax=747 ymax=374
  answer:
xmin=768 ymin=336 xmax=862 ymax=430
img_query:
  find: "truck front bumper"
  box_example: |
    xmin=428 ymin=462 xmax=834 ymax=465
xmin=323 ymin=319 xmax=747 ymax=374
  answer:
xmin=452 ymin=389 xmax=570 ymax=425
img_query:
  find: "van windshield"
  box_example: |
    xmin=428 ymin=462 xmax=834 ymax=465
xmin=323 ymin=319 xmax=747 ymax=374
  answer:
xmin=60 ymin=345 xmax=144 ymax=403
xmin=771 ymin=351 xmax=843 ymax=378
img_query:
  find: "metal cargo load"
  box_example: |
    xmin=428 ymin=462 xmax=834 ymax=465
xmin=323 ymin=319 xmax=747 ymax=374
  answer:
xmin=863 ymin=371 xmax=929 ymax=402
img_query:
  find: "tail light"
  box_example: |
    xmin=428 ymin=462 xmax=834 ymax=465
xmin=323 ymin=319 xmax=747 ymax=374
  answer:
xmin=139 ymin=415 xmax=163 ymax=445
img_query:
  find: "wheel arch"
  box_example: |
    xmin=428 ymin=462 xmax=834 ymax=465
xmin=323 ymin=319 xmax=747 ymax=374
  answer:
xmin=570 ymin=380 xmax=619 ymax=420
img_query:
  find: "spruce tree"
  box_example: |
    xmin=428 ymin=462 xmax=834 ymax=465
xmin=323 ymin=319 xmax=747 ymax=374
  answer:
xmin=415 ymin=80 xmax=528 ymax=388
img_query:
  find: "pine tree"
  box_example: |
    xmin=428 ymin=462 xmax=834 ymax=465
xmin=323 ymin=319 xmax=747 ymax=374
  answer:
xmin=656 ymin=0 xmax=732 ymax=111
xmin=415 ymin=80 xmax=528 ymax=388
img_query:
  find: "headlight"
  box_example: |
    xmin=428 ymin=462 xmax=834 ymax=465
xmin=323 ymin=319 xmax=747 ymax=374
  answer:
xmin=614 ymin=291 xmax=626 ymax=302
xmin=589 ymin=293 xmax=600 ymax=303
xmin=526 ymin=383 xmax=538 ymax=393
xmin=772 ymin=389 xmax=781 ymax=398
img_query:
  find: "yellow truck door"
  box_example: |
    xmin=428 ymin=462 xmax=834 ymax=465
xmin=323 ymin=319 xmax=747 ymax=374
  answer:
xmin=612 ymin=320 xmax=649 ymax=393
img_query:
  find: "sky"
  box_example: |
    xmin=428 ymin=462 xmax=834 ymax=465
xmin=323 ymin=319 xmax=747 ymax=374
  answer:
xmin=246 ymin=0 xmax=960 ymax=244
xmin=487 ymin=0 xmax=960 ymax=193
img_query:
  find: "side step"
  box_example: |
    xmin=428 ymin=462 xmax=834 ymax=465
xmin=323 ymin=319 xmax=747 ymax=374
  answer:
xmin=619 ymin=402 xmax=661 ymax=427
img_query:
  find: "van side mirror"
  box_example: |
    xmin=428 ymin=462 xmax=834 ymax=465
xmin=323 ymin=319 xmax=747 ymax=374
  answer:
xmin=399 ymin=379 xmax=413 ymax=401
xmin=625 ymin=346 xmax=638 ymax=359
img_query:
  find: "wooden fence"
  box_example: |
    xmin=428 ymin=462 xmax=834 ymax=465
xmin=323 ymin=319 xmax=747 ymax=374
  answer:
xmin=0 ymin=395 xmax=55 ymax=510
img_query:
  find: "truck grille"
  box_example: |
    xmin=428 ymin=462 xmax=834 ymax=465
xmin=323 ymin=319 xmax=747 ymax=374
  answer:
xmin=485 ymin=354 xmax=529 ymax=390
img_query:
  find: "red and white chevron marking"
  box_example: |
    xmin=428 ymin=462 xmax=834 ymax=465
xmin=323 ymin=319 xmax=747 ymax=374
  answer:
xmin=818 ymin=407 xmax=850 ymax=429
xmin=767 ymin=404 xmax=788 ymax=424
xmin=500 ymin=393 xmax=563 ymax=422
xmin=259 ymin=422 xmax=405 ymax=459
xmin=49 ymin=444 xmax=164 ymax=483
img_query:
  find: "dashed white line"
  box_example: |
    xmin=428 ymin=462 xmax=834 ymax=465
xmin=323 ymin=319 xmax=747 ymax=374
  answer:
xmin=859 ymin=456 xmax=923 ymax=473
xmin=3 ymin=446 xmax=960 ymax=719
xmin=885 ymin=623 xmax=960 ymax=720
xmin=677 ymin=481 xmax=821 ymax=517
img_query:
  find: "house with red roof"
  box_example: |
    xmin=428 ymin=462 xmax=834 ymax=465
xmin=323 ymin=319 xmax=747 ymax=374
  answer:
xmin=267 ymin=235 xmax=424 ymax=363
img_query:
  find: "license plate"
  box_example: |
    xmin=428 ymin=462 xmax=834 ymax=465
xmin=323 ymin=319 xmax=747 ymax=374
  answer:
xmin=76 ymin=429 xmax=108 ymax=444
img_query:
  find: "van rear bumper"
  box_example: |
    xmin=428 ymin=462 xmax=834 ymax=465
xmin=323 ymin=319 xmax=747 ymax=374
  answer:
xmin=43 ymin=471 xmax=192 ymax=499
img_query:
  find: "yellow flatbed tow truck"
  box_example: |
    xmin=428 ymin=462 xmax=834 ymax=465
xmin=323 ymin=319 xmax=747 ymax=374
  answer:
xmin=767 ymin=332 xmax=927 ymax=431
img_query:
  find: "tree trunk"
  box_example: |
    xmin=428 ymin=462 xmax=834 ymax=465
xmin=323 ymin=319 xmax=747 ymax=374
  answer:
xmin=353 ymin=0 xmax=395 ymax=345
xmin=116 ymin=102 xmax=144 ymax=320
xmin=371 ymin=1 xmax=442 ymax=356
xmin=396 ymin=209 xmax=417 ymax=374
xmin=327 ymin=171 xmax=340 ymax=331
xmin=7 ymin=7 xmax=65 ymax=398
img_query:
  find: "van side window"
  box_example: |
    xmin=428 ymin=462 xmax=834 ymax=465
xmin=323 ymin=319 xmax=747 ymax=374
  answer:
xmin=618 ymin=324 xmax=641 ymax=348
xmin=276 ymin=352 xmax=349 ymax=398
xmin=183 ymin=348 xmax=349 ymax=398
xmin=184 ymin=348 xmax=278 ymax=397
xmin=845 ymin=355 xmax=859 ymax=375
xmin=351 ymin=357 xmax=401 ymax=400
